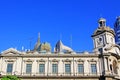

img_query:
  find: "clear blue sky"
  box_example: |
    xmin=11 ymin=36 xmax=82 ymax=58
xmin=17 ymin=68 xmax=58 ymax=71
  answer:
xmin=0 ymin=0 xmax=119 ymax=52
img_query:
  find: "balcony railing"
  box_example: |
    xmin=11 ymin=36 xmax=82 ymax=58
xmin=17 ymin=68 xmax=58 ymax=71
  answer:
xmin=1 ymin=72 xmax=119 ymax=78
xmin=15 ymin=73 xmax=101 ymax=77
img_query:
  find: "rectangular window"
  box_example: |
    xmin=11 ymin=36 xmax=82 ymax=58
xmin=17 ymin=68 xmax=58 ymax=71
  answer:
xmin=91 ymin=64 xmax=97 ymax=74
xmin=52 ymin=64 xmax=58 ymax=74
xmin=39 ymin=64 xmax=45 ymax=74
xmin=26 ymin=64 xmax=32 ymax=74
xmin=65 ymin=64 xmax=71 ymax=74
xmin=7 ymin=63 xmax=13 ymax=73
xmin=78 ymin=64 xmax=84 ymax=74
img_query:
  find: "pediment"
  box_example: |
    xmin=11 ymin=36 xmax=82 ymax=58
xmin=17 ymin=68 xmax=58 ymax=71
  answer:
xmin=1 ymin=48 xmax=21 ymax=55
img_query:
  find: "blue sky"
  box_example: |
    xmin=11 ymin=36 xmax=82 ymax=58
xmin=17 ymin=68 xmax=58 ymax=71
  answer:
xmin=0 ymin=0 xmax=119 ymax=52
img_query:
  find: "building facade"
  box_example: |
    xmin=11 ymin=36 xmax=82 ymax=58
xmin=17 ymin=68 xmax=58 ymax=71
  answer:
xmin=0 ymin=18 xmax=120 ymax=80
xmin=114 ymin=16 xmax=120 ymax=45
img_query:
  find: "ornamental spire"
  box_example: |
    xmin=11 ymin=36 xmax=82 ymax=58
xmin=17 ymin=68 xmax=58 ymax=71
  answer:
xmin=37 ymin=32 xmax=40 ymax=44
xmin=34 ymin=33 xmax=41 ymax=51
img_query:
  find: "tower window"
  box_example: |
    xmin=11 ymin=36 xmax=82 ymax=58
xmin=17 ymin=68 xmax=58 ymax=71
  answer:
xmin=99 ymin=38 xmax=102 ymax=42
xmin=99 ymin=22 xmax=105 ymax=27
xmin=99 ymin=22 xmax=103 ymax=27
xmin=98 ymin=48 xmax=103 ymax=53
xmin=110 ymin=64 xmax=112 ymax=72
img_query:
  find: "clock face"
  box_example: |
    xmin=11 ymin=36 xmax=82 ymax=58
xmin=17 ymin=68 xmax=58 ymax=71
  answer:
xmin=97 ymin=37 xmax=103 ymax=45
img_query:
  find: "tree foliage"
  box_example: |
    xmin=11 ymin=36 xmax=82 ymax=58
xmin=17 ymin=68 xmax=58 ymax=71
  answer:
xmin=1 ymin=75 xmax=20 ymax=80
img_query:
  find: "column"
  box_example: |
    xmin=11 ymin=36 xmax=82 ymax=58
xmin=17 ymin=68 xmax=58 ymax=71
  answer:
xmin=104 ymin=57 xmax=110 ymax=75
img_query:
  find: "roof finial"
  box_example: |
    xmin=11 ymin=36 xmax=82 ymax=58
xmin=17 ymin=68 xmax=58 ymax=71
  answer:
xmin=34 ymin=33 xmax=41 ymax=51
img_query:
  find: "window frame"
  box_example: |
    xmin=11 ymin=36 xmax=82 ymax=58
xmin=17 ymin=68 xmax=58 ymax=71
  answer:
xmin=26 ymin=64 xmax=32 ymax=74
xmin=52 ymin=64 xmax=58 ymax=74
xmin=65 ymin=64 xmax=71 ymax=74
xmin=91 ymin=64 xmax=97 ymax=74
xmin=39 ymin=64 xmax=45 ymax=74
xmin=7 ymin=63 xmax=13 ymax=73
xmin=78 ymin=64 xmax=84 ymax=74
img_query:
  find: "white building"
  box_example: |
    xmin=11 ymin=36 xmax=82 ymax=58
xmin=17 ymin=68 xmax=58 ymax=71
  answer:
xmin=0 ymin=18 xmax=120 ymax=80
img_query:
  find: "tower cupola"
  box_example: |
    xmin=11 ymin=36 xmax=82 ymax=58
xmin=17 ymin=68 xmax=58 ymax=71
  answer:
xmin=98 ymin=18 xmax=106 ymax=27
xmin=92 ymin=18 xmax=115 ymax=53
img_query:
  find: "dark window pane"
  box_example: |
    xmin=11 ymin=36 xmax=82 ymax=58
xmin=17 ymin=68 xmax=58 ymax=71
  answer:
xmin=39 ymin=64 xmax=45 ymax=73
xmin=7 ymin=64 xmax=13 ymax=73
xmin=65 ymin=64 xmax=71 ymax=74
xmin=52 ymin=64 xmax=58 ymax=74
xmin=91 ymin=64 xmax=97 ymax=74
xmin=78 ymin=64 xmax=84 ymax=74
xmin=26 ymin=64 xmax=32 ymax=73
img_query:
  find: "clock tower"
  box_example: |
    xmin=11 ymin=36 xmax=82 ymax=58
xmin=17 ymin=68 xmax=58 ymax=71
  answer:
xmin=92 ymin=18 xmax=115 ymax=53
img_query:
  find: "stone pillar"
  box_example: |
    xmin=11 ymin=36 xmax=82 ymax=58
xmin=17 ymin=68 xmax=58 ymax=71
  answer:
xmin=47 ymin=57 xmax=49 ymax=76
xmin=104 ymin=57 xmax=110 ymax=75
xmin=117 ymin=60 xmax=120 ymax=76
xmin=104 ymin=57 xmax=108 ymax=71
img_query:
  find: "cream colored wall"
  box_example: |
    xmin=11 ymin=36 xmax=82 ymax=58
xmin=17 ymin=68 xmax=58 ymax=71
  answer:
xmin=15 ymin=57 xmax=22 ymax=75
xmin=0 ymin=56 xmax=100 ymax=76
xmin=106 ymin=32 xmax=115 ymax=44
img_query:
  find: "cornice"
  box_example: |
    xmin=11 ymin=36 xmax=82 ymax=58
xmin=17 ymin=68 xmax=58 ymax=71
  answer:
xmin=0 ymin=54 xmax=99 ymax=58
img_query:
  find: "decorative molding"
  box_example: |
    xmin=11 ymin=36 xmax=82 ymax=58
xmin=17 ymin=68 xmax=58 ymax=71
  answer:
xmin=87 ymin=59 xmax=97 ymax=62
xmin=104 ymin=44 xmax=120 ymax=52
xmin=51 ymin=59 xmax=60 ymax=62
xmin=77 ymin=59 xmax=85 ymax=62
xmin=24 ymin=59 xmax=34 ymax=63
xmin=4 ymin=57 xmax=17 ymax=59
xmin=36 ymin=59 xmax=46 ymax=62
xmin=5 ymin=59 xmax=16 ymax=62
xmin=62 ymin=59 xmax=72 ymax=62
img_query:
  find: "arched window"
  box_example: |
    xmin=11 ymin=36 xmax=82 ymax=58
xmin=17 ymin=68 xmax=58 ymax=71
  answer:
xmin=110 ymin=64 xmax=112 ymax=72
xmin=113 ymin=60 xmax=118 ymax=74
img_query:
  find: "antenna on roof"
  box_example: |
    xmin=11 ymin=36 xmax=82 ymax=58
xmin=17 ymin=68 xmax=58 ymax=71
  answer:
xmin=22 ymin=46 xmax=24 ymax=51
xmin=38 ymin=32 xmax=40 ymax=42
xmin=29 ymin=37 xmax=34 ymax=51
